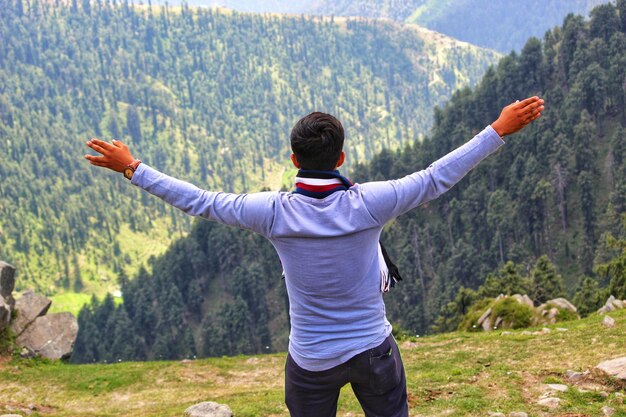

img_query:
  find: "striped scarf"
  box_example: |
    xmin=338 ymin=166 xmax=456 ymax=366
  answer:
xmin=293 ymin=169 xmax=402 ymax=292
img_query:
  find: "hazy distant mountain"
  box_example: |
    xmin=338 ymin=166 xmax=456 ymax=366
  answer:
xmin=165 ymin=0 xmax=608 ymax=52
xmin=312 ymin=0 xmax=611 ymax=52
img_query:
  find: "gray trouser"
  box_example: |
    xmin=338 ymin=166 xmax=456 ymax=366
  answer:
xmin=285 ymin=334 xmax=409 ymax=417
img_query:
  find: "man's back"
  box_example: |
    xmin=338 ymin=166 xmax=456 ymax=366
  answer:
xmin=128 ymin=124 xmax=505 ymax=371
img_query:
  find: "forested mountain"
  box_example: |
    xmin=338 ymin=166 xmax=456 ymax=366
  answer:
xmin=0 ymin=0 xmax=498 ymax=299
xmin=72 ymin=3 xmax=626 ymax=363
xmin=310 ymin=0 xmax=607 ymax=52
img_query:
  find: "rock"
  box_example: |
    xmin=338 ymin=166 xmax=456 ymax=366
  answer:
xmin=477 ymin=308 xmax=492 ymax=326
xmin=481 ymin=316 xmax=492 ymax=332
xmin=0 ymin=261 xmax=16 ymax=308
xmin=0 ymin=296 xmax=10 ymax=332
xmin=494 ymin=316 xmax=503 ymax=329
xmin=542 ymin=327 xmax=551 ymax=333
xmin=1 ymin=415 xmax=26 ymax=417
xmin=556 ymin=327 xmax=568 ymax=332
xmin=606 ymin=295 xmax=616 ymax=306
xmin=521 ymin=331 xmax=533 ymax=335
xmin=537 ymin=397 xmax=561 ymax=408
xmin=602 ymin=315 xmax=616 ymax=328
xmin=596 ymin=356 xmax=626 ymax=381
xmin=16 ymin=312 xmax=78 ymax=360
xmin=511 ymin=294 xmax=534 ymax=307
xmin=521 ymin=295 xmax=534 ymax=308
xmin=601 ymin=406 xmax=615 ymax=416
xmin=566 ymin=369 xmax=588 ymax=381
xmin=184 ymin=401 xmax=233 ymax=417
xmin=612 ymin=299 xmax=624 ymax=309
xmin=500 ymin=331 xmax=513 ymax=335
xmin=598 ymin=296 xmax=617 ymax=314
xmin=545 ymin=383 xmax=568 ymax=392
xmin=508 ymin=413 xmax=528 ymax=417
xmin=10 ymin=290 xmax=52 ymax=336
xmin=487 ymin=412 xmax=505 ymax=417
xmin=548 ymin=297 xmax=577 ymax=312
xmin=599 ymin=391 xmax=609 ymax=398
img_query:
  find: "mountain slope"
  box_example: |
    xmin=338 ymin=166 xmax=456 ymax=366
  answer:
xmin=3 ymin=310 xmax=626 ymax=416
xmin=0 ymin=0 xmax=499 ymax=300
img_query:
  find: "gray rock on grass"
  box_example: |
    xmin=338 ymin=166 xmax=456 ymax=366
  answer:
xmin=16 ymin=312 xmax=78 ymax=360
xmin=546 ymin=297 xmax=577 ymax=312
xmin=508 ymin=413 xmax=528 ymax=417
xmin=537 ymin=397 xmax=561 ymax=408
xmin=596 ymin=356 xmax=626 ymax=381
xmin=184 ymin=402 xmax=233 ymax=417
xmin=10 ymin=290 xmax=52 ymax=336
xmin=566 ymin=369 xmax=588 ymax=381
xmin=545 ymin=383 xmax=568 ymax=392
xmin=602 ymin=315 xmax=616 ymax=328
xmin=602 ymin=406 xmax=616 ymax=416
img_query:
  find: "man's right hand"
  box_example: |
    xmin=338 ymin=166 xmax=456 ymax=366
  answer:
xmin=491 ymin=96 xmax=545 ymax=137
xmin=85 ymin=138 xmax=136 ymax=173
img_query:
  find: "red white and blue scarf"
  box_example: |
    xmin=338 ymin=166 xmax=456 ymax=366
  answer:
xmin=293 ymin=169 xmax=402 ymax=292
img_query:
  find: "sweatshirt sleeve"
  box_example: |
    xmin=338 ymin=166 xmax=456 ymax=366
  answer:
xmin=359 ymin=125 xmax=505 ymax=225
xmin=130 ymin=164 xmax=275 ymax=237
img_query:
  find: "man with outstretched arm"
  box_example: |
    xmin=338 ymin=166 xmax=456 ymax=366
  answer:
xmin=85 ymin=96 xmax=544 ymax=417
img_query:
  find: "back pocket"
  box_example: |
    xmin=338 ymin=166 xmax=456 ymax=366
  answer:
xmin=369 ymin=339 xmax=402 ymax=394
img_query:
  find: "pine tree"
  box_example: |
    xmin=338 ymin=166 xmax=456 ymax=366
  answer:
xmin=573 ymin=277 xmax=604 ymax=317
xmin=529 ymin=255 xmax=565 ymax=304
xmin=479 ymin=261 xmax=529 ymax=298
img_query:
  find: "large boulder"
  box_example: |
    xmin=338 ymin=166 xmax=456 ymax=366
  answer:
xmin=0 ymin=296 xmax=10 ymax=332
xmin=184 ymin=402 xmax=233 ymax=417
xmin=0 ymin=261 xmax=16 ymax=309
xmin=10 ymin=290 xmax=52 ymax=336
xmin=16 ymin=312 xmax=78 ymax=360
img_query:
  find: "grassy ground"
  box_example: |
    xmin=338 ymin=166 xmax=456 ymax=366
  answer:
xmin=1 ymin=309 xmax=625 ymax=417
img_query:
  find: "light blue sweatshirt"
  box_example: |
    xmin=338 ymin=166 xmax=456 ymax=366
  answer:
xmin=131 ymin=125 xmax=504 ymax=371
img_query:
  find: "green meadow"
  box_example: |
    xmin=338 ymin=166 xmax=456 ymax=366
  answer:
xmin=1 ymin=309 xmax=625 ymax=417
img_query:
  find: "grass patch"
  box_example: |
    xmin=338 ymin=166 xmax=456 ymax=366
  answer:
xmin=1 ymin=310 xmax=625 ymax=416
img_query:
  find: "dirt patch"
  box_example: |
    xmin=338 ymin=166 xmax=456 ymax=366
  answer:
xmin=1 ymin=401 xmax=56 ymax=415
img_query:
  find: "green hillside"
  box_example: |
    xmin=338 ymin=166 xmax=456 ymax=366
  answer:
xmin=2 ymin=309 xmax=625 ymax=416
xmin=0 ymin=0 xmax=499 ymax=302
xmin=310 ymin=0 xmax=608 ymax=52
xmin=68 ymin=2 xmax=626 ymax=363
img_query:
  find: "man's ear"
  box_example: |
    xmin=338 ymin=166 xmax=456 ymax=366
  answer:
xmin=290 ymin=154 xmax=300 ymax=169
xmin=335 ymin=151 xmax=346 ymax=169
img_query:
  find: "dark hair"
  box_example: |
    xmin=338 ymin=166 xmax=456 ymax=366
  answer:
xmin=290 ymin=112 xmax=345 ymax=171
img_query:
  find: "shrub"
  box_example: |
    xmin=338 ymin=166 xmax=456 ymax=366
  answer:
xmin=458 ymin=298 xmax=494 ymax=332
xmin=490 ymin=298 xmax=534 ymax=329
